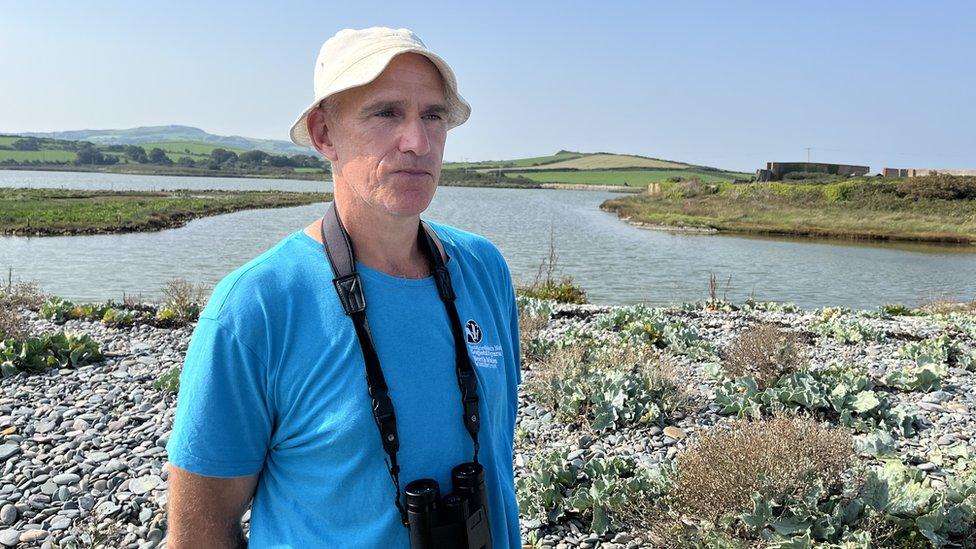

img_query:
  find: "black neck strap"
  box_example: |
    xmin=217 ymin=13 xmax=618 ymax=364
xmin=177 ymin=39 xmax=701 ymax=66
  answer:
xmin=319 ymin=202 xmax=481 ymax=527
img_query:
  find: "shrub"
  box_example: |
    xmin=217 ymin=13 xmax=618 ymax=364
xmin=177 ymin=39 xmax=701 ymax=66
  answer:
xmin=526 ymin=343 xmax=690 ymax=431
xmin=878 ymin=303 xmax=920 ymax=317
xmin=0 ymin=304 xmax=28 ymax=340
xmin=665 ymin=178 xmax=717 ymax=198
xmin=721 ymin=324 xmax=807 ymax=389
xmin=897 ymin=174 xmax=976 ymax=201
xmin=519 ymin=308 xmax=550 ymax=363
xmin=517 ymin=278 xmax=587 ymax=304
xmin=160 ymin=278 xmax=207 ymax=323
xmin=0 ymin=280 xmax=46 ymax=310
xmin=518 ymin=232 xmax=587 ymax=304
xmin=671 ymin=415 xmax=854 ymax=524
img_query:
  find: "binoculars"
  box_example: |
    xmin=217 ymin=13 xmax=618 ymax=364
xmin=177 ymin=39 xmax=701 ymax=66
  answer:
xmin=405 ymin=462 xmax=492 ymax=549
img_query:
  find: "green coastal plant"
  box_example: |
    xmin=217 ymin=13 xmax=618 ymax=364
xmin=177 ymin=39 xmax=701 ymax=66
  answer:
xmin=810 ymin=314 xmax=882 ymax=344
xmin=714 ymin=363 xmax=917 ymax=438
xmin=526 ymin=344 xmax=689 ymax=431
xmin=516 ymin=447 xmax=670 ymax=535
xmin=885 ymin=335 xmax=959 ymax=392
xmin=591 ymin=305 xmax=714 ymax=359
xmin=0 ymin=331 xmax=103 ymax=377
xmin=153 ymin=366 xmax=182 ymax=393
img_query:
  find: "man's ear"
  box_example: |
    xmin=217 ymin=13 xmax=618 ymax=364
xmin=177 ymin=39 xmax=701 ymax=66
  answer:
xmin=307 ymin=107 xmax=338 ymax=162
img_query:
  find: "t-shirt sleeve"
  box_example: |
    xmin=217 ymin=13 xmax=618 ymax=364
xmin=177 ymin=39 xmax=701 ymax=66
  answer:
xmin=166 ymin=317 xmax=273 ymax=477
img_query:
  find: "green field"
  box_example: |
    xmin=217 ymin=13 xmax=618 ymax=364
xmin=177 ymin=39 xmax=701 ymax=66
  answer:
xmin=0 ymin=136 xmax=20 ymax=146
xmin=601 ymin=176 xmax=976 ymax=244
xmin=141 ymin=141 xmax=250 ymax=162
xmin=512 ymin=153 xmax=688 ymax=171
xmin=0 ymin=187 xmax=330 ymax=235
xmin=0 ymin=150 xmax=78 ymax=162
xmin=445 ymin=151 xmax=584 ymax=170
xmin=509 ymin=169 xmax=742 ymax=187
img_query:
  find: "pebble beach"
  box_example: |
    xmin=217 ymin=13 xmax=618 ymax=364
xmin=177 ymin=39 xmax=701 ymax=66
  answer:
xmin=1 ymin=302 xmax=975 ymax=548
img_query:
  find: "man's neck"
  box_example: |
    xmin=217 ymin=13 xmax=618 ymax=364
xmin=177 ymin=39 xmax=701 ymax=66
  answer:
xmin=304 ymin=192 xmax=431 ymax=279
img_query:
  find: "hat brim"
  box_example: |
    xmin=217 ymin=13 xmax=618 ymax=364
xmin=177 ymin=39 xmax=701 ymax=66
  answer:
xmin=288 ymin=48 xmax=471 ymax=148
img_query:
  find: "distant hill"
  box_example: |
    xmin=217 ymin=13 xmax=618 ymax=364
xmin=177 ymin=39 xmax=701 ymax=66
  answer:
xmin=20 ymin=125 xmax=313 ymax=156
xmin=443 ymin=150 xmax=749 ymax=189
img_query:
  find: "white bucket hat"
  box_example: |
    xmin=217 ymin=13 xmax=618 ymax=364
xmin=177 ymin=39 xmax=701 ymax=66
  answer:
xmin=289 ymin=27 xmax=471 ymax=147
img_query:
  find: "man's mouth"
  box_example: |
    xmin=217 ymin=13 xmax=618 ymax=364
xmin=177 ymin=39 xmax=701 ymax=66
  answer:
xmin=395 ymin=168 xmax=431 ymax=176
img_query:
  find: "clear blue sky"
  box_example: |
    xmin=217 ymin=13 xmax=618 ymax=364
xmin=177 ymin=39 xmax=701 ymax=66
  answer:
xmin=2 ymin=1 xmax=973 ymax=172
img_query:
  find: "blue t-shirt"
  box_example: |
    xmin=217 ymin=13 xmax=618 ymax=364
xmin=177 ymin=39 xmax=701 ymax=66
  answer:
xmin=166 ymin=223 xmax=522 ymax=548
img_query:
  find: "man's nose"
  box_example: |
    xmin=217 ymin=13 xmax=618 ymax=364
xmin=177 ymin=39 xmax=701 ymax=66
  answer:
xmin=397 ymin=115 xmax=431 ymax=156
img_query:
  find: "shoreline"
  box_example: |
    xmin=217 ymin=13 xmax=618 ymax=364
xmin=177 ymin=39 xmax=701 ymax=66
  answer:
xmin=0 ymin=166 xmax=631 ymax=193
xmin=601 ymin=204 xmax=976 ymax=247
xmin=0 ymin=189 xmax=330 ymax=238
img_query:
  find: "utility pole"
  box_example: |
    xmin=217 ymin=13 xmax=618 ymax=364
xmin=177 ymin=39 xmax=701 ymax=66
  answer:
xmin=806 ymin=147 xmax=812 ymax=163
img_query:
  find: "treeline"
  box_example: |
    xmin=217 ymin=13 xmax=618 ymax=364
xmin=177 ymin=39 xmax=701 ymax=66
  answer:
xmin=0 ymin=136 xmax=326 ymax=172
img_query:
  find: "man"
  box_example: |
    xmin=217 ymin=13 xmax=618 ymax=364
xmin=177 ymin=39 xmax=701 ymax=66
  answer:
xmin=165 ymin=27 xmax=522 ymax=548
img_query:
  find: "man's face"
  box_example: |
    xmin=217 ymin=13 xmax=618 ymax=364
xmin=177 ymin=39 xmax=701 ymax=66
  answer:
xmin=313 ymin=53 xmax=449 ymax=219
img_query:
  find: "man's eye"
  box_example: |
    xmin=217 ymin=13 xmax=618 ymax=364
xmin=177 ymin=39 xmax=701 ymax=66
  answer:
xmin=376 ymin=110 xmax=396 ymax=118
xmin=423 ymin=113 xmax=444 ymax=121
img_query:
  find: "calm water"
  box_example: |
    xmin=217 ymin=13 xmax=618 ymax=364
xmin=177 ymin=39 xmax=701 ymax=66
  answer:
xmin=2 ymin=169 xmax=975 ymax=309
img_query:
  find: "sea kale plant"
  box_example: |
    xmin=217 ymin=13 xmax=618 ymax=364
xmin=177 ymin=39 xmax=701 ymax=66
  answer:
xmin=517 ymin=447 xmax=670 ymax=535
xmin=714 ymin=362 xmax=917 ymax=440
xmin=526 ymin=343 xmax=690 ymax=432
xmin=590 ymin=304 xmax=714 ymax=359
xmin=810 ymin=308 xmax=883 ymax=344
xmin=0 ymin=331 xmax=103 ymax=378
xmin=885 ymin=335 xmax=960 ymax=392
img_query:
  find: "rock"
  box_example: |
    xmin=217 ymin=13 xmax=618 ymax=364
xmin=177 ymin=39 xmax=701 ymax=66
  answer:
xmin=129 ymin=475 xmax=162 ymax=495
xmin=95 ymin=501 xmax=120 ymax=518
xmin=0 ymin=529 xmax=20 ymax=547
xmin=0 ymin=505 xmax=14 ymax=526
xmin=663 ymin=426 xmax=686 ymax=439
xmin=0 ymin=445 xmax=18 ymax=463
xmin=52 ymin=473 xmax=80 ymax=485
xmin=20 ymin=529 xmax=49 ymax=543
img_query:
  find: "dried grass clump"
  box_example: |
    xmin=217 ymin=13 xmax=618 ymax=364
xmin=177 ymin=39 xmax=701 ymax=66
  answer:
xmin=721 ymin=323 xmax=806 ymax=388
xmin=161 ymin=278 xmax=208 ymax=311
xmin=0 ymin=280 xmax=46 ymax=310
xmin=0 ymin=303 xmax=28 ymax=340
xmin=518 ymin=309 xmax=550 ymax=363
xmin=672 ymin=415 xmax=853 ymax=523
xmin=525 ymin=343 xmax=591 ymax=411
xmin=918 ymin=297 xmax=976 ymax=315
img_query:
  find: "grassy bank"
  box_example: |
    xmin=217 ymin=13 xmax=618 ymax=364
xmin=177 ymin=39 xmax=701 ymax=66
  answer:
xmin=0 ymin=187 xmax=330 ymax=236
xmin=601 ymin=176 xmax=976 ymax=245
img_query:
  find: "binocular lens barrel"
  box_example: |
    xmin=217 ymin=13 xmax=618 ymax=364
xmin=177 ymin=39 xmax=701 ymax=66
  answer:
xmin=405 ymin=478 xmax=440 ymax=512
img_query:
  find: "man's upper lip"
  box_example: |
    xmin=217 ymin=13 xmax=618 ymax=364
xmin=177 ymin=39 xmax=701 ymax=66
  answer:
xmin=396 ymin=168 xmax=430 ymax=175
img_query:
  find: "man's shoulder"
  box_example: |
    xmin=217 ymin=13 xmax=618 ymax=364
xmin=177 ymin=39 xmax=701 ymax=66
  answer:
xmin=425 ymin=220 xmax=505 ymax=265
xmin=200 ymin=231 xmax=320 ymax=324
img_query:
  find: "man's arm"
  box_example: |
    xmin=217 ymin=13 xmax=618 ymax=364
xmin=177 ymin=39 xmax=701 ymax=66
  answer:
xmin=166 ymin=465 xmax=259 ymax=549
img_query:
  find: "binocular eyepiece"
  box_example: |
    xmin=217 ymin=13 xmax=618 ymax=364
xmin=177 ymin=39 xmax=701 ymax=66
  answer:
xmin=405 ymin=462 xmax=492 ymax=549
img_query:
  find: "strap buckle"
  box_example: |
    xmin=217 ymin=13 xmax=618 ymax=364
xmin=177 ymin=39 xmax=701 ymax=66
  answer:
xmin=433 ymin=266 xmax=455 ymax=302
xmin=333 ymin=273 xmax=366 ymax=315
